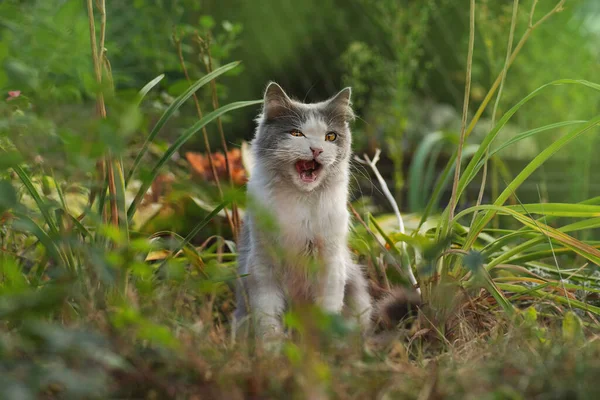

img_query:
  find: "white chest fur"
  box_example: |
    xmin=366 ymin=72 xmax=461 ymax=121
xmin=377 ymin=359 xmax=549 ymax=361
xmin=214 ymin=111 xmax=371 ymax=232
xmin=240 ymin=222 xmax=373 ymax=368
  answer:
xmin=247 ymin=170 xmax=349 ymax=255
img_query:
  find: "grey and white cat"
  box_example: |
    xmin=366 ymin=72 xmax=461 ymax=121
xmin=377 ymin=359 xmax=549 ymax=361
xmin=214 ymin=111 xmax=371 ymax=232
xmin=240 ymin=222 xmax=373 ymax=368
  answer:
xmin=234 ymin=83 xmax=372 ymax=339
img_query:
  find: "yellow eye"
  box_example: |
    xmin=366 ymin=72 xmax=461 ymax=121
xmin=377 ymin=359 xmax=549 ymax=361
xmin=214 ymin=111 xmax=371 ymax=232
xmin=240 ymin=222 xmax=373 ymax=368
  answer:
xmin=290 ymin=130 xmax=304 ymax=137
xmin=325 ymin=132 xmax=337 ymax=141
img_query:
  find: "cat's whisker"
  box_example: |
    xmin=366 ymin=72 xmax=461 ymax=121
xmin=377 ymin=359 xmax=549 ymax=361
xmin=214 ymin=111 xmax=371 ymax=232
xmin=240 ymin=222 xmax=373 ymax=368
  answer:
xmin=350 ymin=161 xmax=383 ymax=198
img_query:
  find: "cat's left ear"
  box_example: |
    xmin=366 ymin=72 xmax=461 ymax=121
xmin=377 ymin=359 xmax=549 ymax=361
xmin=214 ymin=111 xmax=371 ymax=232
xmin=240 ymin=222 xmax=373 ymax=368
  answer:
xmin=326 ymin=87 xmax=355 ymax=122
xmin=263 ymin=82 xmax=293 ymax=121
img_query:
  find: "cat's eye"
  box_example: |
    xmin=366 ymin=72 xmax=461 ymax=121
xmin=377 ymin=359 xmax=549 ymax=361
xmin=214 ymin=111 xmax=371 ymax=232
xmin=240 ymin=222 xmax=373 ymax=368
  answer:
xmin=290 ymin=130 xmax=305 ymax=137
xmin=325 ymin=132 xmax=337 ymax=142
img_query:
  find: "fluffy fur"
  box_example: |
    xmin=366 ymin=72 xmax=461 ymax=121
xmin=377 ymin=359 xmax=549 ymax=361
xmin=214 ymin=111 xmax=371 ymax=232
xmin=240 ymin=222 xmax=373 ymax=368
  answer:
xmin=234 ymin=83 xmax=372 ymax=339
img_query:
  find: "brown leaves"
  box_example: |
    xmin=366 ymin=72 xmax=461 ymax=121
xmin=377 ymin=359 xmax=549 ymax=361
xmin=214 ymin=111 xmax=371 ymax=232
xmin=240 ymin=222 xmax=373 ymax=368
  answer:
xmin=185 ymin=148 xmax=247 ymax=186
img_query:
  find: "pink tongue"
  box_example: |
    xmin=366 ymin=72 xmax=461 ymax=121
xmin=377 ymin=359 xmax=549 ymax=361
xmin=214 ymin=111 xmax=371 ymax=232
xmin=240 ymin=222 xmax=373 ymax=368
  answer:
xmin=295 ymin=160 xmax=318 ymax=182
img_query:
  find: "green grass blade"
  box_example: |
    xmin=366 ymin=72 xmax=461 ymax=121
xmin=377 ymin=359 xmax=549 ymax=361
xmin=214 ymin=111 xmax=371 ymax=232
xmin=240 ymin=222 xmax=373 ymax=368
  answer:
xmin=455 ymin=205 xmax=600 ymax=267
xmin=408 ymin=132 xmax=445 ymax=211
xmin=422 ymin=142 xmax=446 ymax=209
xmin=455 ymin=80 xmax=600 ymax=206
xmin=13 ymin=213 xmax=65 ymax=267
xmin=504 ymin=245 xmax=600 ymax=265
xmin=525 ymin=261 xmax=600 ymax=283
xmin=484 ymin=274 xmax=515 ymax=316
xmin=483 ymin=120 xmax=586 ymax=163
xmin=113 ymin=158 xmax=129 ymax=241
xmin=127 ymin=99 xmax=261 ymax=221
xmin=52 ymin=172 xmax=69 ymax=215
xmin=503 ymin=203 xmax=600 ymax=217
xmin=486 ymin=217 xmax=600 ymax=269
xmin=497 ymin=283 xmax=600 ymax=315
xmin=68 ymin=214 xmax=91 ymax=239
xmin=136 ymin=74 xmax=165 ymax=105
xmin=94 ymin=173 xmax=110 ymax=244
xmin=416 ymin=145 xmax=478 ymax=233
xmin=483 ymin=198 xmax=600 ymax=256
xmin=126 ymin=61 xmax=241 ymax=185
xmin=13 ymin=166 xmax=59 ymax=236
xmin=465 ymin=115 xmax=600 ymax=249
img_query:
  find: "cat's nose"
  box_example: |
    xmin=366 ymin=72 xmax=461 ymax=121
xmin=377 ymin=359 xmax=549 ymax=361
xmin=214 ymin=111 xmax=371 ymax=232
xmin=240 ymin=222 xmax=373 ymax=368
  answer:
xmin=310 ymin=147 xmax=323 ymax=158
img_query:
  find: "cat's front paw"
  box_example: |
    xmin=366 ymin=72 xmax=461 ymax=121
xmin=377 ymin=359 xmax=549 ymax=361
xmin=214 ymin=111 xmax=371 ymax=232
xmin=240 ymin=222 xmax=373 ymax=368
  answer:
xmin=259 ymin=326 xmax=286 ymax=353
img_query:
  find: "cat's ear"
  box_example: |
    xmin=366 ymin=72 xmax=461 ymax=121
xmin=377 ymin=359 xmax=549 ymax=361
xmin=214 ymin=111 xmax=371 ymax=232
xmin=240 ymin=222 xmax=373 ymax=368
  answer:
xmin=263 ymin=82 xmax=292 ymax=120
xmin=326 ymin=87 xmax=355 ymax=122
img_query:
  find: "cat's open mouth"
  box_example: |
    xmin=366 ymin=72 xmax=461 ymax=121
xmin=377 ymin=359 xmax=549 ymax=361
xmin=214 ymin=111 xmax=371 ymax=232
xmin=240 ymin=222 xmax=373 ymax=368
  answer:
xmin=295 ymin=159 xmax=322 ymax=183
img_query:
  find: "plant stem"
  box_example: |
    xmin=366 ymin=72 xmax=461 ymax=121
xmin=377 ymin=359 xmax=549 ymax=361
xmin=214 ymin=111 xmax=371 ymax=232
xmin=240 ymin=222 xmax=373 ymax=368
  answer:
xmin=472 ymin=0 xmax=519 ymax=226
xmin=463 ymin=0 xmax=566 ymax=141
xmin=86 ymin=0 xmax=105 ymax=118
xmin=87 ymin=0 xmax=119 ymax=227
xmin=172 ymin=32 xmax=235 ymax=236
xmin=448 ymin=0 xmax=475 ymax=222
xmin=197 ymin=33 xmax=240 ymax=240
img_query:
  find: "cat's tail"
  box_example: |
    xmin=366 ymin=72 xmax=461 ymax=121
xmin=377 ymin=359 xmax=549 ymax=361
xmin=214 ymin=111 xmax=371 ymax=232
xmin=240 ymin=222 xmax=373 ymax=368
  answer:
xmin=372 ymin=286 xmax=421 ymax=329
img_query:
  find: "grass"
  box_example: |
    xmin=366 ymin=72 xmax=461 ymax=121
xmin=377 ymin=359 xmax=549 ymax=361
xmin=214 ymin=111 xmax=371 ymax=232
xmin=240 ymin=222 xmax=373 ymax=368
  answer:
xmin=1 ymin=0 xmax=599 ymax=398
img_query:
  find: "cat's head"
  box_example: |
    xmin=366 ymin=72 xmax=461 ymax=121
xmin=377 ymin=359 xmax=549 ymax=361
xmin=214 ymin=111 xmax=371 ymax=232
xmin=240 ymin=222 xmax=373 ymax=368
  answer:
xmin=253 ymin=82 xmax=354 ymax=192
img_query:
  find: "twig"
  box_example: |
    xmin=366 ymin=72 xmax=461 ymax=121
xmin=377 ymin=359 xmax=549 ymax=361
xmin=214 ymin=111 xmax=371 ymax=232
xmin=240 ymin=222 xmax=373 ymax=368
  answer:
xmin=97 ymin=0 xmax=106 ymax=63
xmin=565 ymin=262 xmax=589 ymax=282
xmin=448 ymin=0 xmax=475 ymax=221
xmin=87 ymin=0 xmax=119 ymax=227
xmin=196 ymin=33 xmax=240 ymax=240
xmin=86 ymin=0 xmax=105 ymax=118
xmin=355 ymin=150 xmax=420 ymax=294
xmin=172 ymin=31 xmax=235 ymax=236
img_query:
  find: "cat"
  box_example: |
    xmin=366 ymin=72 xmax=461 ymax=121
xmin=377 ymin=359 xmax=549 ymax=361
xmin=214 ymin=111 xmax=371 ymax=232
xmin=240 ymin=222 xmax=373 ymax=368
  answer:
xmin=234 ymin=83 xmax=372 ymax=339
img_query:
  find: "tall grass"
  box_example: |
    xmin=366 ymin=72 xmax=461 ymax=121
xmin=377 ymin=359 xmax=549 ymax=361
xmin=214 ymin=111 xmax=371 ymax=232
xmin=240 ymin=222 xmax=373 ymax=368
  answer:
xmin=386 ymin=0 xmax=600 ymax=323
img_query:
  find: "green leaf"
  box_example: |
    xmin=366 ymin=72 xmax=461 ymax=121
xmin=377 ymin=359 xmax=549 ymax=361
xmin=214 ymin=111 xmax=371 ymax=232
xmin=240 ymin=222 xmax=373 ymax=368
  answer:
xmin=0 ymin=283 xmax=71 ymax=319
xmin=13 ymin=213 xmax=66 ymax=267
xmin=562 ymin=311 xmax=584 ymax=343
xmin=136 ymin=74 xmax=164 ymax=105
xmin=199 ymin=15 xmax=215 ymax=29
xmin=463 ymin=250 xmax=484 ymax=275
xmin=409 ymin=131 xmax=447 ymax=211
xmin=523 ymin=306 xmax=538 ymax=324
xmin=13 ymin=166 xmax=59 ymax=236
xmin=504 ymin=203 xmax=600 ymax=217
xmin=0 ymin=180 xmax=17 ymax=213
xmin=0 ymin=151 xmax=23 ymax=170
xmin=0 ymin=255 xmax=27 ymax=294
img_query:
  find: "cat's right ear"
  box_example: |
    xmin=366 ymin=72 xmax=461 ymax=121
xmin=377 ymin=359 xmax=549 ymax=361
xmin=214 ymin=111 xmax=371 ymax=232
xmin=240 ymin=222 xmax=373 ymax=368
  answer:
xmin=263 ymin=82 xmax=292 ymax=121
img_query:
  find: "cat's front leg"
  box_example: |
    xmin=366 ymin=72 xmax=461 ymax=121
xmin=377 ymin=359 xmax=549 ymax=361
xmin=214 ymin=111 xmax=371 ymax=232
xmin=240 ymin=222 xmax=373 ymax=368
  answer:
xmin=315 ymin=249 xmax=348 ymax=314
xmin=247 ymin=261 xmax=286 ymax=339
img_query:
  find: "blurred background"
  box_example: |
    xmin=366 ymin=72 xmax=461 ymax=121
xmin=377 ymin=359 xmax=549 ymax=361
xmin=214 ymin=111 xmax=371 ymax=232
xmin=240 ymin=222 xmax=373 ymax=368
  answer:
xmin=1 ymin=0 xmax=599 ymax=213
